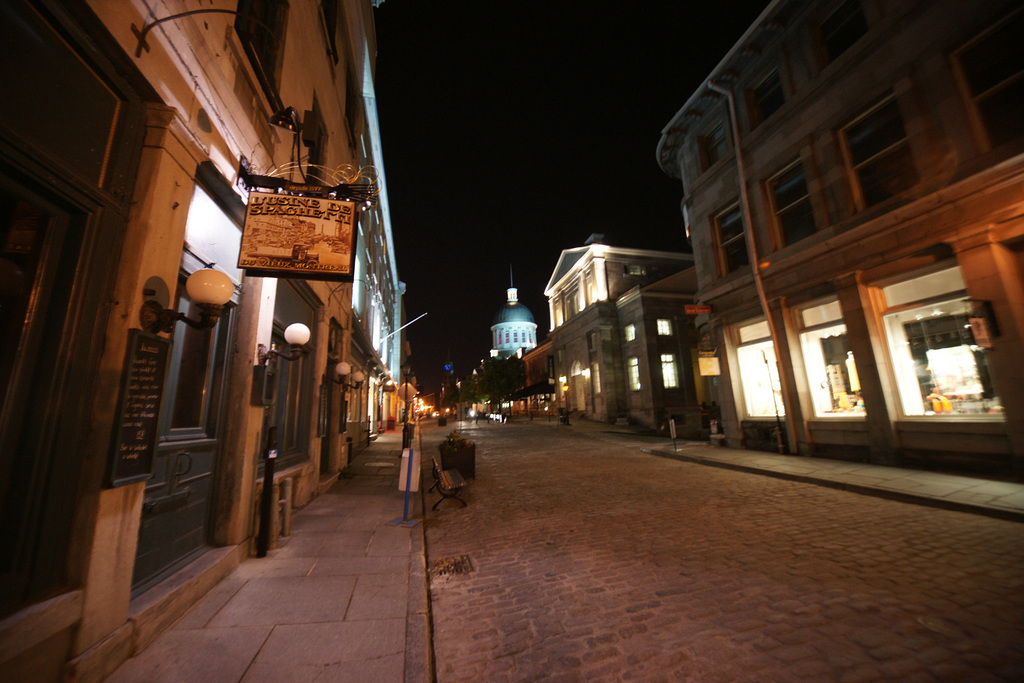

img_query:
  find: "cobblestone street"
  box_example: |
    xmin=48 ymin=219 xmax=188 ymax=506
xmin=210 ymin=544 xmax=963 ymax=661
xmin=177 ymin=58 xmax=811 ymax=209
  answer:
xmin=421 ymin=420 xmax=1024 ymax=682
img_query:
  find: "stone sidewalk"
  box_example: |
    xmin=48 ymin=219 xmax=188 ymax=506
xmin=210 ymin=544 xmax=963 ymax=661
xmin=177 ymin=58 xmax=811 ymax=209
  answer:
xmin=551 ymin=416 xmax=1024 ymax=522
xmin=105 ymin=428 xmax=430 ymax=683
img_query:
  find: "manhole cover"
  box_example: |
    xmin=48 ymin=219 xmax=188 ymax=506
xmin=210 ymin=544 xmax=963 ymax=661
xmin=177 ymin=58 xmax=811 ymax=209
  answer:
xmin=430 ymin=555 xmax=474 ymax=576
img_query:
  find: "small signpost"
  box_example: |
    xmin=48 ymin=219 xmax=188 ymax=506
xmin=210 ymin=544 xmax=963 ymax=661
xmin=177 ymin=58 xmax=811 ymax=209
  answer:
xmin=388 ymin=447 xmax=421 ymax=527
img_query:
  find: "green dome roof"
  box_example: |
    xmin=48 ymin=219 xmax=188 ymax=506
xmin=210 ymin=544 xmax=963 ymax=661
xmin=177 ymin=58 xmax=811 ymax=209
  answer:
xmin=492 ymin=287 xmax=535 ymax=325
xmin=493 ymin=301 xmax=534 ymax=325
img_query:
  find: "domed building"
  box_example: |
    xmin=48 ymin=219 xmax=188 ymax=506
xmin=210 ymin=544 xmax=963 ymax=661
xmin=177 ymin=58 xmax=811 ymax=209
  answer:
xmin=491 ymin=286 xmax=537 ymax=358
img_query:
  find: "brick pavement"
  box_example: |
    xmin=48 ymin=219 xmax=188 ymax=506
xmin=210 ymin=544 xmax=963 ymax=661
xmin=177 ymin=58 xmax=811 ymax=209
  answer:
xmin=421 ymin=420 xmax=1024 ymax=682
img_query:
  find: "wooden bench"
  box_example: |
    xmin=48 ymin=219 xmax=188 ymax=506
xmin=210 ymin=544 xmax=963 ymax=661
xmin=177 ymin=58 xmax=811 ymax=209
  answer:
xmin=429 ymin=452 xmax=467 ymax=510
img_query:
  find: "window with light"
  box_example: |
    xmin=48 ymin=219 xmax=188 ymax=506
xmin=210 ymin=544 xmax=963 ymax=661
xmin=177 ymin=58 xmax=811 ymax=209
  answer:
xmin=735 ymin=320 xmax=785 ymax=418
xmin=881 ymin=267 xmax=1002 ymax=418
xmin=798 ymin=301 xmax=863 ymax=417
xmin=661 ymin=354 xmax=679 ymax=389
xmin=628 ymin=357 xmax=640 ymax=391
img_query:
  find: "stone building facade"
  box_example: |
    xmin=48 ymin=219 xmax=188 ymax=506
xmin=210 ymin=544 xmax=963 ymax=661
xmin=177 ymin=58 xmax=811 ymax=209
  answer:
xmin=0 ymin=1 xmax=406 ymax=680
xmin=544 ymin=238 xmax=706 ymax=434
xmin=657 ymin=0 xmax=1024 ymax=475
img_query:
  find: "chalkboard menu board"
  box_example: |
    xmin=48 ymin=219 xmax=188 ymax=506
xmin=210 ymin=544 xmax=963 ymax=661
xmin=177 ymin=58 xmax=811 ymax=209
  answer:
xmin=109 ymin=330 xmax=170 ymax=487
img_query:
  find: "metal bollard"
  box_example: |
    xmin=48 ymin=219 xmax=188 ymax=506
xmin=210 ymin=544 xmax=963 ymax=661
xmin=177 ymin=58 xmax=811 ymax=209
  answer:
xmin=280 ymin=478 xmax=293 ymax=536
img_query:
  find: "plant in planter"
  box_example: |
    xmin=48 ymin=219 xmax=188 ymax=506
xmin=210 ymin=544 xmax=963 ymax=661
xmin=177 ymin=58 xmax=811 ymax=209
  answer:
xmin=439 ymin=429 xmax=475 ymax=479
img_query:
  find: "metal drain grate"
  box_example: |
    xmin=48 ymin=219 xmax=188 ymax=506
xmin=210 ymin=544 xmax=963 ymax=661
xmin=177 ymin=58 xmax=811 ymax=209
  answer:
xmin=430 ymin=555 xmax=474 ymax=576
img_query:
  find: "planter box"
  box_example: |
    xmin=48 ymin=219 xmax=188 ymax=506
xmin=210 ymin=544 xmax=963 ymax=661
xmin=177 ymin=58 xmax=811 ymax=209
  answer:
xmin=439 ymin=443 xmax=475 ymax=479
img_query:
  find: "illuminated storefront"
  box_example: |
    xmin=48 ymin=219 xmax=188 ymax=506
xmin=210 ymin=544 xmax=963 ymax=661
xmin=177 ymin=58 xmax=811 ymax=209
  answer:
xmin=735 ymin=320 xmax=784 ymax=419
xmin=798 ymin=301 xmax=864 ymax=417
xmin=881 ymin=267 xmax=1002 ymax=418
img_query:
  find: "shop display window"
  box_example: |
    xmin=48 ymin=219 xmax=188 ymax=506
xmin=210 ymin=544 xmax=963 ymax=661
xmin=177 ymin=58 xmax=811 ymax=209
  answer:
xmin=882 ymin=268 xmax=1002 ymax=417
xmin=799 ymin=301 xmax=864 ymax=417
xmin=735 ymin=321 xmax=785 ymax=418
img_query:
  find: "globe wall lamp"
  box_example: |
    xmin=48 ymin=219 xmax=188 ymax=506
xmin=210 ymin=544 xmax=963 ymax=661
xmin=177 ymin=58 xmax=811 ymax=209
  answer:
xmin=332 ymin=361 xmax=365 ymax=433
xmin=333 ymin=360 xmax=366 ymax=389
xmin=258 ymin=323 xmax=311 ymax=369
xmin=139 ymin=268 xmax=234 ymax=334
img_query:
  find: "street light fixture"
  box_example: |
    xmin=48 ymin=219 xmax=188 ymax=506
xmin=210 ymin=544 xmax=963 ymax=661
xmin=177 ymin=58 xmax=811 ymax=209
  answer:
xmin=398 ymin=361 xmax=417 ymax=448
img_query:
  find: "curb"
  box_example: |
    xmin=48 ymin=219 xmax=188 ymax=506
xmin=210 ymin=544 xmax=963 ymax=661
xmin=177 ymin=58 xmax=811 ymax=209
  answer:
xmin=642 ymin=447 xmax=1024 ymax=524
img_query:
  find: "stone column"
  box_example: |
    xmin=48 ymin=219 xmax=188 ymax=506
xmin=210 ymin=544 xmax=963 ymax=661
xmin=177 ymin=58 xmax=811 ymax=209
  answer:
xmin=766 ymin=298 xmax=810 ymax=455
xmin=73 ymin=103 xmax=202 ymax=659
xmin=835 ymin=273 xmax=899 ymax=465
xmin=952 ymin=232 xmax=1024 ymax=475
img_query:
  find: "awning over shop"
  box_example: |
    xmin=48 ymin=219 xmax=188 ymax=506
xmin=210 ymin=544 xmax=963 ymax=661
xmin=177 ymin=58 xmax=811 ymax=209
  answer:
xmin=515 ymin=381 xmax=555 ymax=399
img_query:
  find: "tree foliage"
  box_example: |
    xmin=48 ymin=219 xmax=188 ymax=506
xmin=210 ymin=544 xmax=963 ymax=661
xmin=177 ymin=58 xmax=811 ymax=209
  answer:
xmin=477 ymin=356 xmax=526 ymax=406
xmin=458 ymin=373 xmax=483 ymax=405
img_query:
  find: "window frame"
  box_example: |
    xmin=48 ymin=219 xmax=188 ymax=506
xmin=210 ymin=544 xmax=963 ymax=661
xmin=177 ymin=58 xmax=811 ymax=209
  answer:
xmin=951 ymin=7 xmax=1024 ymax=152
xmin=749 ymin=68 xmax=785 ymax=127
xmin=839 ymin=94 xmax=918 ymax=209
xmin=879 ymin=266 xmax=1002 ymax=419
xmin=627 ymin=357 xmax=641 ymax=392
xmin=700 ymin=120 xmax=729 ymax=170
xmin=818 ymin=0 xmax=868 ymax=64
xmin=713 ymin=204 xmax=749 ymax=276
xmin=797 ymin=300 xmax=864 ymax=418
xmin=734 ymin=320 xmax=786 ymax=419
xmin=767 ymin=160 xmax=817 ymax=247
xmin=269 ymin=281 xmax=317 ymax=467
xmin=234 ymin=0 xmax=289 ymax=112
xmin=661 ymin=354 xmax=679 ymax=389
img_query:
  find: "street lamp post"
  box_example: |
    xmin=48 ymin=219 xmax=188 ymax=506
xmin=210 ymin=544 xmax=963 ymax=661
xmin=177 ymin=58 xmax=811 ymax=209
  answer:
xmin=398 ymin=361 xmax=416 ymax=449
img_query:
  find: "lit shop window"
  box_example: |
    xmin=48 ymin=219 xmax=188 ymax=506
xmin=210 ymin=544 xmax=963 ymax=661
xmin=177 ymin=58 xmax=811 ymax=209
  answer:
xmin=735 ymin=321 xmax=785 ymax=418
xmin=591 ymin=363 xmax=601 ymax=394
xmin=628 ymin=357 xmax=641 ymax=391
xmin=881 ymin=267 xmax=1002 ymax=417
xmin=799 ymin=301 xmax=864 ymax=417
xmin=661 ymin=354 xmax=679 ymax=389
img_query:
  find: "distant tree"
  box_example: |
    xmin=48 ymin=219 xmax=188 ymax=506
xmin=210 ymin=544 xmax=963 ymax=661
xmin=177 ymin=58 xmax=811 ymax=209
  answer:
xmin=458 ymin=373 xmax=483 ymax=405
xmin=478 ymin=356 xmax=526 ymax=408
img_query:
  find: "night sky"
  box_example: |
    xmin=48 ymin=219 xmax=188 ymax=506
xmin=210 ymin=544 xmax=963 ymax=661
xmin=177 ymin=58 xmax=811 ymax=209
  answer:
xmin=373 ymin=1 xmax=769 ymax=394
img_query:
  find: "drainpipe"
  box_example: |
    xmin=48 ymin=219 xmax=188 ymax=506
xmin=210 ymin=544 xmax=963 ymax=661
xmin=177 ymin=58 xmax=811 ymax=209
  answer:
xmin=707 ymin=79 xmax=796 ymax=455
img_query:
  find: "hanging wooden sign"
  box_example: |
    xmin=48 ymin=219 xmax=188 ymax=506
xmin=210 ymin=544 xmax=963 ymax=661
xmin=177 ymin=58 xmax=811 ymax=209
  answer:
xmin=237 ymin=191 xmax=357 ymax=281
